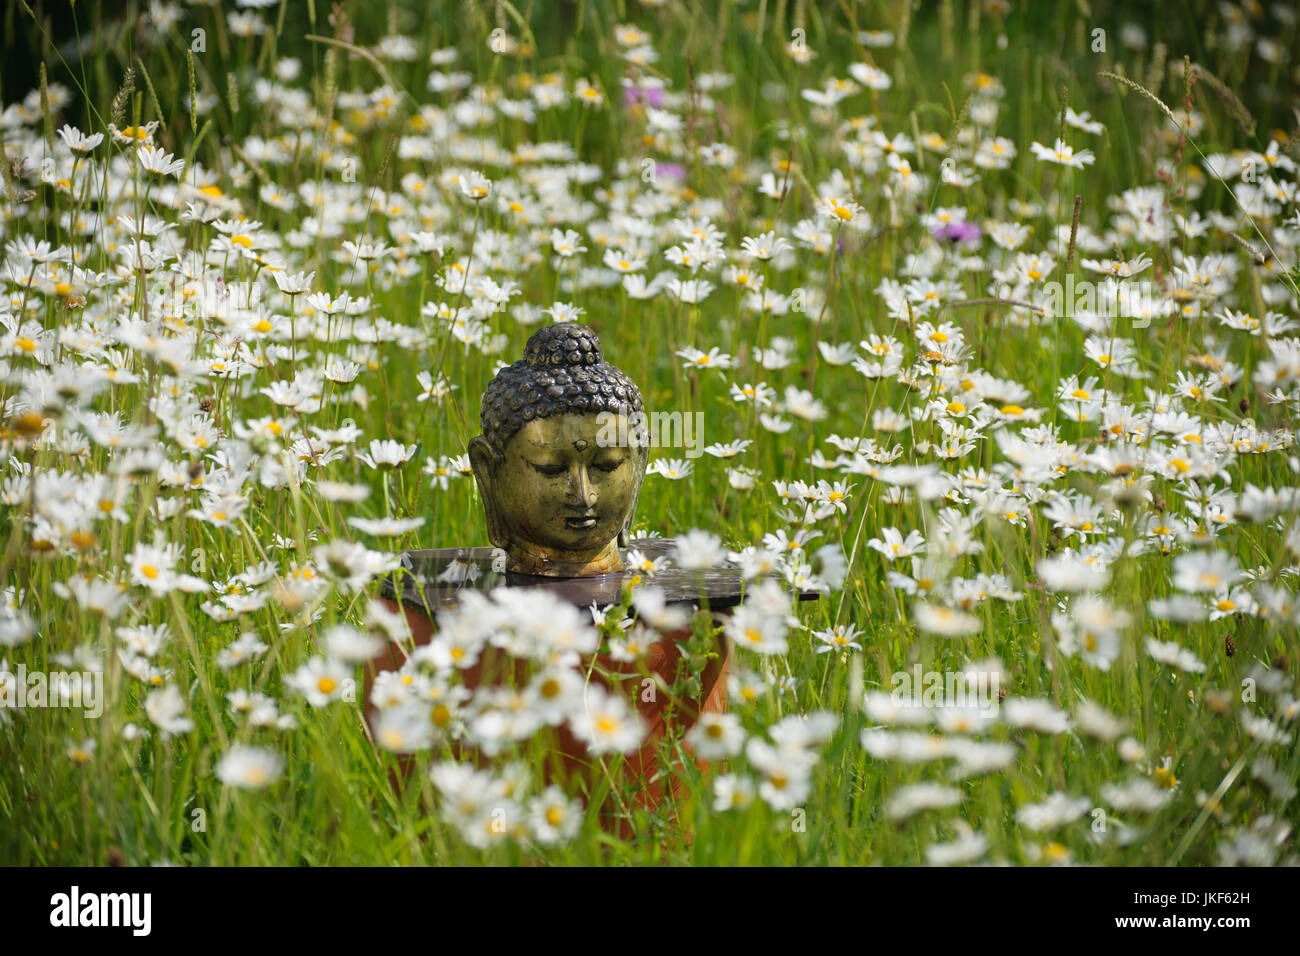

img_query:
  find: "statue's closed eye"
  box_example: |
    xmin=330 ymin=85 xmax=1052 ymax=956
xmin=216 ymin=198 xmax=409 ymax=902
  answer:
xmin=530 ymin=461 xmax=566 ymax=476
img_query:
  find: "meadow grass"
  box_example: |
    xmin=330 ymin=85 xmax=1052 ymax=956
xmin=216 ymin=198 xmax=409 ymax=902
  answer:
xmin=1 ymin=0 xmax=1298 ymax=865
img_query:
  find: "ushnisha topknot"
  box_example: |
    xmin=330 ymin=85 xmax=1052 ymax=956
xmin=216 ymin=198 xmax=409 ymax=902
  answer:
xmin=478 ymin=323 xmax=645 ymax=455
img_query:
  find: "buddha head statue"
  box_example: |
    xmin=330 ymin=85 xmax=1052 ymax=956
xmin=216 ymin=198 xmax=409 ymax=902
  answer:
xmin=468 ymin=324 xmax=649 ymax=577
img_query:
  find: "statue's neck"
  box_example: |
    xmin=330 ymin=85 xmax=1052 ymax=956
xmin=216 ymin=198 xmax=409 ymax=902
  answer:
xmin=505 ymin=540 xmax=624 ymax=577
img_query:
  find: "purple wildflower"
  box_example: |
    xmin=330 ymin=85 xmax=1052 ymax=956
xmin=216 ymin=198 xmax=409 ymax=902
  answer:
xmin=623 ymin=85 xmax=666 ymax=109
xmin=932 ymin=221 xmax=982 ymax=245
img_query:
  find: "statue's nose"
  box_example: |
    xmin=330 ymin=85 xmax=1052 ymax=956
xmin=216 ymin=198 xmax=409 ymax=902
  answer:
xmin=568 ymin=465 xmax=596 ymax=507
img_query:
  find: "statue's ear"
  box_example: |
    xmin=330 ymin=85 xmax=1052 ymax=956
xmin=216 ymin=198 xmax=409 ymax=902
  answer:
xmin=618 ymin=430 xmax=650 ymax=549
xmin=468 ymin=436 xmax=510 ymax=550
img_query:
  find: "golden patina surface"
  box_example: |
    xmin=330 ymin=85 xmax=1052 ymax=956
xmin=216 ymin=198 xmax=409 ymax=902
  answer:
xmin=468 ymin=325 xmax=648 ymax=577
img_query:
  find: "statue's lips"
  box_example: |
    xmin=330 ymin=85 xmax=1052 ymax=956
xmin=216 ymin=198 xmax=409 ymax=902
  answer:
xmin=563 ymin=513 xmax=598 ymax=530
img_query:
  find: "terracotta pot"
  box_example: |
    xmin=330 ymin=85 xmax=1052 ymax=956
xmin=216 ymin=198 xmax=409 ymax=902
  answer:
xmin=364 ymin=595 xmax=731 ymax=835
xmin=364 ymin=542 xmax=818 ymax=838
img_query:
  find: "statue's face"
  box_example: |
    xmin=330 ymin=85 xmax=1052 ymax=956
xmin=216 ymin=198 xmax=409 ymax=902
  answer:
xmin=491 ymin=413 xmax=641 ymax=564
